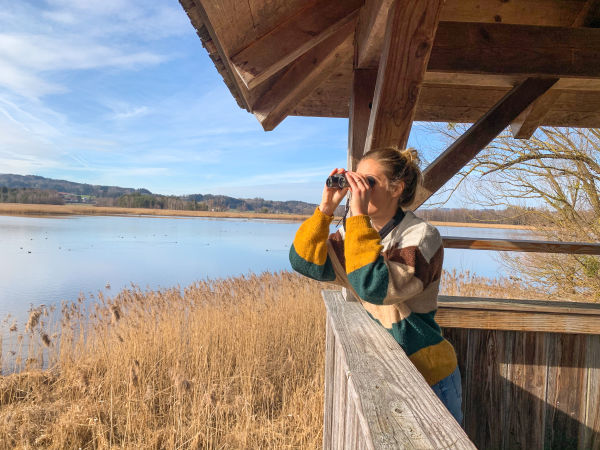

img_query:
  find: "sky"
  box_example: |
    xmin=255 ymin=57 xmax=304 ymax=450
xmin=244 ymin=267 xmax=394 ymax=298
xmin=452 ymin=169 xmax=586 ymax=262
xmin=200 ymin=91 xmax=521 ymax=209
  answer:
xmin=0 ymin=0 xmax=449 ymax=204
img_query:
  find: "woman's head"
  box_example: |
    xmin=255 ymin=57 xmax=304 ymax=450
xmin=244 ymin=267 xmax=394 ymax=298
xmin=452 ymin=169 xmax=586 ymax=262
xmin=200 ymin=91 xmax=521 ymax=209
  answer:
xmin=357 ymin=147 xmax=422 ymax=212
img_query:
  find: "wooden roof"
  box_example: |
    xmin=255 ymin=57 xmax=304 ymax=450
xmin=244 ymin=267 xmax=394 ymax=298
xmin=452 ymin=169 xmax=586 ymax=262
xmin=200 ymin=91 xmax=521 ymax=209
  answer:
xmin=180 ymin=0 xmax=600 ymax=132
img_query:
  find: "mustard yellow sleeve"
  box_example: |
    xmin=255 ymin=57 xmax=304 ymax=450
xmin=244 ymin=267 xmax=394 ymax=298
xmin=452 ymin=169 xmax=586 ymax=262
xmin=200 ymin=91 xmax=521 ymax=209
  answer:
xmin=289 ymin=208 xmax=336 ymax=281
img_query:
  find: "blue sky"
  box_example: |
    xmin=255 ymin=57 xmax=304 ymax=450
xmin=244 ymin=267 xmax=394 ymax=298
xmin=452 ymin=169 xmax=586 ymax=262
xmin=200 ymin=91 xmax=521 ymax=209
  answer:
xmin=0 ymin=0 xmax=449 ymax=203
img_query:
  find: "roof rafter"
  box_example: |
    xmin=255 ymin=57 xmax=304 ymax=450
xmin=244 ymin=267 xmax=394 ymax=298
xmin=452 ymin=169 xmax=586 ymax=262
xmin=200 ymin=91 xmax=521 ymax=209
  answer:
xmin=410 ymin=77 xmax=559 ymax=210
xmin=230 ymin=0 xmax=362 ymax=90
xmin=252 ymin=20 xmax=355 ymax=131
xmin=364 ymin=0 xmax=443 ymax=153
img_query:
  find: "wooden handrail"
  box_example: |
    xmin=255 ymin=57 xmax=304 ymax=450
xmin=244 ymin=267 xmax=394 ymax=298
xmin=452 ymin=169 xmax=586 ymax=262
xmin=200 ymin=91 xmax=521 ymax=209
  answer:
xmin=442 ymin=236 xmax=600 ymax=255
xmin=437 ymin=295 xmax=600 ymax=334
xmin=322 ymin=290 xmax=474 ymax=449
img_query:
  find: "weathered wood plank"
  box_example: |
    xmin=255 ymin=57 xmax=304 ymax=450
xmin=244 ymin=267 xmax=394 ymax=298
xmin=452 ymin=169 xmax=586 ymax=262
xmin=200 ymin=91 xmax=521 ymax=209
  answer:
xmin=409 ymin=77 xmax=558 ymax=209
xmin=231 ymin=0 xmax=361 ymax=89
xmin=364 ymin=0 xmax=443 ymax=153
xmin=436 ymin=308 xmax=600 ymax=334
xmin=427 ymin=22 xmax=600 ymax=79
xmin=501 ymin=331 xmax=548 ymax=450
xmin=442 ymin=236 xmax=600 ymax=255
xmin=583 ymin=334 xmax=600 ymax=450
xmin=323 ymin=317 xmax=336 ymax=449
xmin=510 ymin=89 xmax=564 ymax=139
xmin=252 ymin=21 xmax=354 ymax=131
xmin=348 ymin=69 xmax=378 ymax=170
xmin=322 ymin=290 xmax=474 ymax=449
xmin=438 ymin=296 xmax=600 ymax=316
xmin=355 ymin=0 xmax=394 ymax=69
xmin=545 ymin=333 xmax=588 ymax=450
xmin=463 ymin=329 xmax=505 ymax=448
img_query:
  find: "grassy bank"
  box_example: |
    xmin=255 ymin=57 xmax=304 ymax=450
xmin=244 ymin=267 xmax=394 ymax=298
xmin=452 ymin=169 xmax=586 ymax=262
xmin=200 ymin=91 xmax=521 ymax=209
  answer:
xmin=0 ymin=203 xmax=536 ymax=229
xmin=0 ymin=271 xmax=559 ymax=448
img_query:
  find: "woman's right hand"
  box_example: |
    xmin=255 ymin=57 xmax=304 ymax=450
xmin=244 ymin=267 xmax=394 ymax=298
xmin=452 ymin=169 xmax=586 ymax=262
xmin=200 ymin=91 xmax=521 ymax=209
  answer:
xmin=319 ymin=168 xmax=348 ymax=216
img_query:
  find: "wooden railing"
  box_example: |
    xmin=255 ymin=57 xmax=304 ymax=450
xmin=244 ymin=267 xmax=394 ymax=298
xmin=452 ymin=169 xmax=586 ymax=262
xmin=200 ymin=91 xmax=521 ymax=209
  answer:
xmin=442 ymin=236 xmax=600 ymax=254
xmin=322 ymin=290 xmax=475 ymax=449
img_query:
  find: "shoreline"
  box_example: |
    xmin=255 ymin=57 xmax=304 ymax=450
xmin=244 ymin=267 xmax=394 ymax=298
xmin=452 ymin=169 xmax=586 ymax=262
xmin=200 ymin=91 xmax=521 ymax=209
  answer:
xmin=0 ymin=203 xmax=536 ymax=230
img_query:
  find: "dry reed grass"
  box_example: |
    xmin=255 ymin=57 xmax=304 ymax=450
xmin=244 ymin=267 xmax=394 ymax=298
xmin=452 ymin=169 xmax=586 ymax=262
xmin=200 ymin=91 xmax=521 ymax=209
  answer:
xmin=0 ymin=270 xmax=569 ymax=449
xmin=0 ymin=272 xmax=326 ymax=449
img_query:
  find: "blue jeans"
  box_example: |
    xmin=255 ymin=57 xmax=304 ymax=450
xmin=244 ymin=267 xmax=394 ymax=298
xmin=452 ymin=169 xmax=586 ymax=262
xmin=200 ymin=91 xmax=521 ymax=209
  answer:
xmin=431 ymin=366 xmax=463 ymax=425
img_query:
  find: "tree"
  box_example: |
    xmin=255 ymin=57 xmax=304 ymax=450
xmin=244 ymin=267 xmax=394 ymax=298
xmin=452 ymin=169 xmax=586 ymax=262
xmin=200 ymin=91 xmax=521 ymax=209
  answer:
xmin=434 ymin=126 xmax=600 ymax=301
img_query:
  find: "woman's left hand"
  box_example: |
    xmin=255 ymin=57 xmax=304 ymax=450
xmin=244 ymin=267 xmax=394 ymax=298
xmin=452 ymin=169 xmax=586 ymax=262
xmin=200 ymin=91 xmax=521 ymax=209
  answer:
xmin=345 ymin=171 xmax=371 ymax=216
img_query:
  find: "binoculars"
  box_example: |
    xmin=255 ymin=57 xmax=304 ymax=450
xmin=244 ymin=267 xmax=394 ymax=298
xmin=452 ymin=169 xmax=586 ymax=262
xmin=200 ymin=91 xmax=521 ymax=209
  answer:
xmin=326 ymin=174 xmax=376 ymax=189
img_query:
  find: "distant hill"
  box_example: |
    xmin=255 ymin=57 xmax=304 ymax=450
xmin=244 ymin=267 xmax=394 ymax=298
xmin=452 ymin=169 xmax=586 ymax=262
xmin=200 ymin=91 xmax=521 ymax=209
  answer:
xmin=0 ymin=174 xmax=152 ymax=198
xmin=0 ymin=174 xmax=322 ymax=215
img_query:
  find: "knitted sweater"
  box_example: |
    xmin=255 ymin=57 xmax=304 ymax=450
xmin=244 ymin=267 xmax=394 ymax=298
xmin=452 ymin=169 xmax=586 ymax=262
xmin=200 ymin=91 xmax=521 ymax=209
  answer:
xmin=289 ymin=207 xmax=457 ymax=386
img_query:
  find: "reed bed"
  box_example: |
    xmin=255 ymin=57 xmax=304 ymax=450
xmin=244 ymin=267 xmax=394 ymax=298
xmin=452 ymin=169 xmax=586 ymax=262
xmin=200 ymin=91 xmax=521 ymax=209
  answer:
xmin=0 ymin=270 xmax=563 ymax=449
xmin=0 ymin=272 xmax=326 ymax=449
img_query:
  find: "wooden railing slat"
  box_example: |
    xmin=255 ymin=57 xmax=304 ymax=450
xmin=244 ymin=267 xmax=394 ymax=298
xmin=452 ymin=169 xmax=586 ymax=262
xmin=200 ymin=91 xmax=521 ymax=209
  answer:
xmin=322 ymin=290 xmax=475 ymax=449
xmin=442 ymin=236 xmax=600 ymax=255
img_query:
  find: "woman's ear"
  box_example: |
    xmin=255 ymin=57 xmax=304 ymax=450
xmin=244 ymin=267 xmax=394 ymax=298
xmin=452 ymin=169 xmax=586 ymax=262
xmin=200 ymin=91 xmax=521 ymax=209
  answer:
xmin=391 ymin=181 xmax=405 ymax=199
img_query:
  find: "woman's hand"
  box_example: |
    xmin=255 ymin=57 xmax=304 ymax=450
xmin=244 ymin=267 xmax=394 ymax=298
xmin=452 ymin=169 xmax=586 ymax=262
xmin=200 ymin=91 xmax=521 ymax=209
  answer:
xmin=319 ymin=168 xmax=348 ymax=216
xmin=344 ymin=171 xmax=371 ymax=216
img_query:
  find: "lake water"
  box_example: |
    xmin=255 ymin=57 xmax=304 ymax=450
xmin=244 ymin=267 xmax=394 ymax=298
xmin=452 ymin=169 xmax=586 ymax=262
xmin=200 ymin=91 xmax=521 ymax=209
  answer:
xmin=0 ymin=214 xmax=533 ymax=322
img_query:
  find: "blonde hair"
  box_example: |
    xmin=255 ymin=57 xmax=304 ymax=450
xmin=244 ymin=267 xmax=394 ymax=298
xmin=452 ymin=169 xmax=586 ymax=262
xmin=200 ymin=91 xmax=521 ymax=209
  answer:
xmin=361 ymin=147 xmax=422 ymax=207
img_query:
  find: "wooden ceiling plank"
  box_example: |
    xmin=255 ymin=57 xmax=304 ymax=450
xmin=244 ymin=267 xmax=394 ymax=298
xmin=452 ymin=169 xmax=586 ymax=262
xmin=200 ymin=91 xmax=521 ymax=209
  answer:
xmin=348 ymin=69 xmax=378 ymax=170
xmin=355 ymin=0 xmax=394 ymax=69
xmin=410 ymin=77 xmax=559 ymax=210
xmin=230 ymin=0 xmax=361 ymax=90
xmin=510 ymin=89 xmax=564 ymax=139
xmin=428 ymin=21 xmax=600 ymax=78
xmin=252 ymin=21 xmax=355 ymax=131
xmin=572 ymin=0 xmax=600 ymax=27
xmin=364 ymin=0 xmax=444 ymax=153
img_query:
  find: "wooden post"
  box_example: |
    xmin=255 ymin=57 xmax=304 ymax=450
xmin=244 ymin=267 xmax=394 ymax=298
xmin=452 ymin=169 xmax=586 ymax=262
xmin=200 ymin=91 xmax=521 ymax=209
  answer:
xmin=348 ymin=69 xmax=378 ymax=170
xmin=364 ymin=0 xmax=443 ymax=153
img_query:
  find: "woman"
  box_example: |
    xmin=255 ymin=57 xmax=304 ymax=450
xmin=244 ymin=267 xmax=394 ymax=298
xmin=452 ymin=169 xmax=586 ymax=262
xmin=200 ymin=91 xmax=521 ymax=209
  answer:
xmin=289 ymin=147 xmax=462 ymax=424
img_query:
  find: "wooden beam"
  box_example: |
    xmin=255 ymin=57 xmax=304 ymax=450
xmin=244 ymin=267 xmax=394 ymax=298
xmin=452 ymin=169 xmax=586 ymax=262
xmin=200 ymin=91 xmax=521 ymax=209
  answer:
xmin=409 ymin=77 xmax=559 ymax=210
xmin=572 ymin=0 xmax=600 ymax=27
xmin=442 ymin=236 xmax=600 ymax=255
xmin=355 ymin=0 xmax=393 ymax=69
xmin=510 ymin=89 xmax=563 ymax=139
xmin=348 ymin=69 xmax=377 ymax=170
xmin=428 ymin=22 xmax=600 ymax=79
xmin=364 ymin=0 xmax=443 ymax=154
xmin=252 ymin=20 xmax=355 ymax=131
xmin=230 ymin=0 xmax=361 ymax=90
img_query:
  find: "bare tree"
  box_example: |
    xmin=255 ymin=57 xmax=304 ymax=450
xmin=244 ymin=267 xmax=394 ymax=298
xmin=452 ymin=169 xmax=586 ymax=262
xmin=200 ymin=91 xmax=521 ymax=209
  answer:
xmin=432 ymin=125 xmax=600 ymax=301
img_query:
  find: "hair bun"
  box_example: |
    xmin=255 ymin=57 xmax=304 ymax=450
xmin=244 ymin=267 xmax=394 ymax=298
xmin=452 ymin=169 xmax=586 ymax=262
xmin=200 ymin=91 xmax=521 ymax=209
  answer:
xmin=400 ymin=148 xmax=420 ymax=167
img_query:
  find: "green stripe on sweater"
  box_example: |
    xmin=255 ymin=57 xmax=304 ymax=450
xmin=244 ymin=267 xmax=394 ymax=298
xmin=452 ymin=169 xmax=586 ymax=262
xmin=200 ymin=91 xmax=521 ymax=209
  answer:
xmin=347 ymin=255 xmax=388 ymax=304
xmin=367 ymin=310 xmax=443 ymax=356
xmin=289 ymin=244 xmax=336 ymax=282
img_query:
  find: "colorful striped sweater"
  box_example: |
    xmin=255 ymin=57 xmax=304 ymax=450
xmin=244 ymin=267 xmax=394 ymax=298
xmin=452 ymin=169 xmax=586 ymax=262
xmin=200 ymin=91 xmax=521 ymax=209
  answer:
xmin=289 ymin=207 xmax=457 ymax=386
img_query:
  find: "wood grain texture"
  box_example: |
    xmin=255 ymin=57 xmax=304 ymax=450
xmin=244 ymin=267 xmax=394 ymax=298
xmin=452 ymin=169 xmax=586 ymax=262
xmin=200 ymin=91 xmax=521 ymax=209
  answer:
xmin=252 ymin=21 xmax=354 ymax=131
xmin=409 ymin=77 xmax=558 ymax=210
xmin=583 ymin=334 xmax=600 ymax=450
xmin=322 ymin=290 xmax=475 ymax=449
xmin=442 ymin=236 xmax=600 ymax=255
xmin=355 ymin=0 xmax=394 ymax=69
xmin=545 ymin=334 xmax=589 ymax=450
xmin=364 ymin=0 xmax=443 ymax=153
xmin=231 ymin=0 xmax=361 ymax=89
xmin=510 ymin=89 xmax=564 ymax=139
xmin=427 ymin=22 xmax=600 ymax=78
xmin=437 ymin=296 xmax=600 ymax=316
xmin=348 ymin=69 xmax=378 ymax=171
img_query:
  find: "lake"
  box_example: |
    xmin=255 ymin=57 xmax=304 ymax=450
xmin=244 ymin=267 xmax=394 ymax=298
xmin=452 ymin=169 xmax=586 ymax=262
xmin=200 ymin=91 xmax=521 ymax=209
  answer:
xmin=0 ymin=214 xmax=533 ymax=322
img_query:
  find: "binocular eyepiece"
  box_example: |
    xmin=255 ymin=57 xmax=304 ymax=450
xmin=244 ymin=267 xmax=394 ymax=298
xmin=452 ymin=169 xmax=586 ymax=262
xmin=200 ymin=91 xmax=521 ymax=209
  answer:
xmin=326 ymin=173 xmax=375 ymax=189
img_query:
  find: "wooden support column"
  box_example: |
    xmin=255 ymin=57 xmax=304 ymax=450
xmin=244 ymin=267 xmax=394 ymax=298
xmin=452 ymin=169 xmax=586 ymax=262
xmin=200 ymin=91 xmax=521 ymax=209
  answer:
xmin=348 ymin=69 xmax=378 ymax=170
xmin=230 ymin=0 xmax=361 ymax=89
xmin=252 ymin=21 xmax=355 ymax=131
xmin=364 ymin=0 xmax=443 ymax=154
xmin=355 ymin=0 xmax=394 ymax=69
xmin=409 ymin=77 xmax=559 ymax=210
